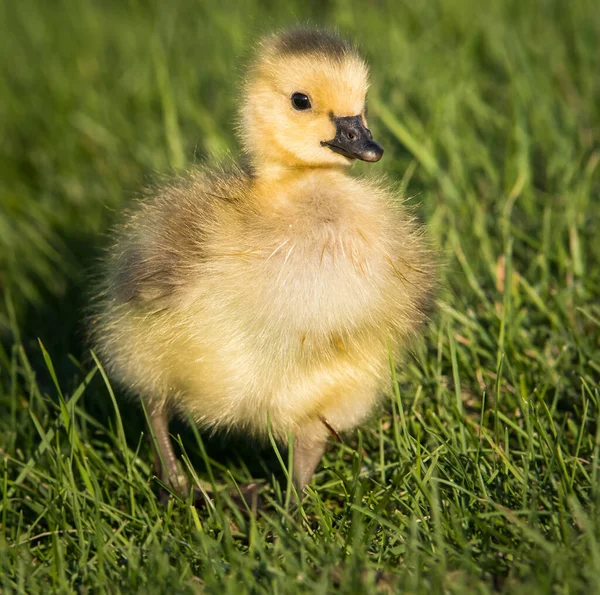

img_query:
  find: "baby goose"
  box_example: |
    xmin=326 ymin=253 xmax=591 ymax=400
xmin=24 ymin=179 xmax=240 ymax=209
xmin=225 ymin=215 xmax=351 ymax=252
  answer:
xmin=90 ymin=28 xmax=435 ymax=500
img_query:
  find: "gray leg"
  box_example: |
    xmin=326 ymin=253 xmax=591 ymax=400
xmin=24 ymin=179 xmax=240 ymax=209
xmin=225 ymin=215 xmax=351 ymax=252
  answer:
xmin=293 ymin=430 xmax=328 ymax=491
xmin=148 ymin=406 xmax=262 ymax=511
xmin=148 ymin=407 xmax=189 ymax=496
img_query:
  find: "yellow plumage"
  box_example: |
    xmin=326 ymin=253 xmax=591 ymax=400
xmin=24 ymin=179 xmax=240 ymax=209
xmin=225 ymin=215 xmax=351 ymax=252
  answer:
xmin=89 ymin=28 xmax=435 ymax=497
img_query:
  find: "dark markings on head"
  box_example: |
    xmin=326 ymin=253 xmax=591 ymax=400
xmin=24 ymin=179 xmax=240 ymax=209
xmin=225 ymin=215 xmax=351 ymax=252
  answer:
xmin=272 ymin=28 xmax=358 ymax=60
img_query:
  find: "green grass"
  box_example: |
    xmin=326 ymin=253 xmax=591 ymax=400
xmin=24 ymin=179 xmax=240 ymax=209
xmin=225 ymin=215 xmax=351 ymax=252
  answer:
xmin=1 ymin=0 xmax=599 ymax=592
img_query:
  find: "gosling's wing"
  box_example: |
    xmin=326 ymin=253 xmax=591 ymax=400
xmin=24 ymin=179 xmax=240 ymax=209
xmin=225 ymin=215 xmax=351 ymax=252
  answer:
xmin=109 ymin=232 xmax=188 ymax=304
xmin=105 ymin=166 xmax=250 ymax=307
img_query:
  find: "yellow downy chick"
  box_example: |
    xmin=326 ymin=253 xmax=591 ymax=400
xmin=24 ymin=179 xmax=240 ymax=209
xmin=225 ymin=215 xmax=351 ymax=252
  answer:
xmin=89 ymin=28 xmax=435 ymax=498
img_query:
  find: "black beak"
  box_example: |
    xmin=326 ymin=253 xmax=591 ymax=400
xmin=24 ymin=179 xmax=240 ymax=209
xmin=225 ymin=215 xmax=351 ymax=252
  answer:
xmin=321 ymin=115 xmax=383 ymax=162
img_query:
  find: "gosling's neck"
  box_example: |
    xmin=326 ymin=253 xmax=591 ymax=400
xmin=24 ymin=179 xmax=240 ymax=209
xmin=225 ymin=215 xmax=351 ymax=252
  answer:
xmin=246 ymin=160 xmax=351 ymax=211
xmin=250 ymin=161 xmax=350 ymax=183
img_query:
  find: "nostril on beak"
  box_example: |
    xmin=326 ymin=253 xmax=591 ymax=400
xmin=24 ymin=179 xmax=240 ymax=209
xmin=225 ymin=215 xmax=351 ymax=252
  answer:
xmin=326 ymin=115 xmax=383 ymax=162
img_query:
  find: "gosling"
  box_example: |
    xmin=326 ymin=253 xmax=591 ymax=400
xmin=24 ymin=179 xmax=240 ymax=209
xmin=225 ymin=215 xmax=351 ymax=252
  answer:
xmin=89 ymin=28 xmax=435 ymax=502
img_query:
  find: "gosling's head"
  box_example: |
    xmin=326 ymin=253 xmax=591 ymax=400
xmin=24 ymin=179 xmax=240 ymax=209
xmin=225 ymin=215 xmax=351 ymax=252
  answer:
xmin=240 ymin=28 xmax=383 ymax=170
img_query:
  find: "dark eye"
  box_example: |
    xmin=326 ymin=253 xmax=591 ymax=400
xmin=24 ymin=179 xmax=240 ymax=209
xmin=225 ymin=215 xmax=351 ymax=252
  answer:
xmin=291 ymin=92 xmax=311 ymax=111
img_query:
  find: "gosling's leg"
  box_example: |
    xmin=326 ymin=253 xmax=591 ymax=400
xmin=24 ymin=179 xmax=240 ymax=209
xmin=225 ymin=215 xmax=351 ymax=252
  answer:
xmin=147 ymin=407 xmax=190 ymax=499
xmin=293 ymin=430 xmax=328 ymax=491
xmin=148 ymin=406 xmax=262 ymax=511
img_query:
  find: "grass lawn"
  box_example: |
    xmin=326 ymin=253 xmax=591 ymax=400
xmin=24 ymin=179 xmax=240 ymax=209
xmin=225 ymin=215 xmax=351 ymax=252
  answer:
xmin=1 ymin=0 xmax=599 ymax=592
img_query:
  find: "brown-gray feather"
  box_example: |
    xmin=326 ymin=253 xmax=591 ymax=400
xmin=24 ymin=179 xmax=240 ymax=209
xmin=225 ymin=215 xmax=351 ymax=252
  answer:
xmin=107 ymin=166 xmax=250 ymax=306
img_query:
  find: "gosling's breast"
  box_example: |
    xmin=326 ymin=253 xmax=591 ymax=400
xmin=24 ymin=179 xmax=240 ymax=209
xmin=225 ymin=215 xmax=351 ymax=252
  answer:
xmin=219 ymin=185 xmax=394 ymax=336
